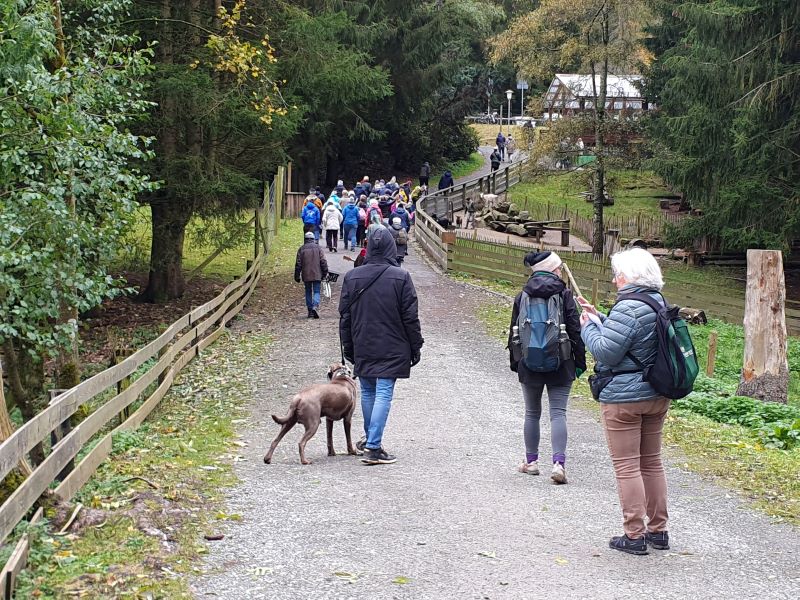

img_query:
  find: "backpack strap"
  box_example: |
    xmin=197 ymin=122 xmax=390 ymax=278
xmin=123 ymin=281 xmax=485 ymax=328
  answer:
xmin=615 ymin=291 xmax=665 ymax=372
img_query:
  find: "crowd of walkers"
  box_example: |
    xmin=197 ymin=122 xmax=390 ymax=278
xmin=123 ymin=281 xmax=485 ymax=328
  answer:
xmin=299 ymin=176 xmax=421 ymax=254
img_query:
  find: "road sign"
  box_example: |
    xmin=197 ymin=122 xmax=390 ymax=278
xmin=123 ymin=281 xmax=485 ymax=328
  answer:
xmin=516 ymin=79 xmax=529 ymax=90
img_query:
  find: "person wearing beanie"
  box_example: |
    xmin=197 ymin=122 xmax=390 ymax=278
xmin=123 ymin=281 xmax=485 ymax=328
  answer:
xmin=294 ymin=231 xmax=328 ymax=318
xmin=507 ymin=251 xmax=586 ymax=484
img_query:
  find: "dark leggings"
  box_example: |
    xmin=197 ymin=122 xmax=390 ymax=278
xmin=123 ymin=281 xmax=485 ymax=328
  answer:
xmin=325 ymin=229 xmax=338 ymax=250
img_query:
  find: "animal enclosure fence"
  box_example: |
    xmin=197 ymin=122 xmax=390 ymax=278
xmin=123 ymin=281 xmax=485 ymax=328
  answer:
xmin=0 ymin=167 xmax=287 ymax=598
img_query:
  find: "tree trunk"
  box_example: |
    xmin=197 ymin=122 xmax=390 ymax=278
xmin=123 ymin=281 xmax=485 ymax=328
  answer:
xmin=2 ymin=341 xmax=46 ymax=465
xmin=737 ymin=250 xmax=789 ymax=403
xmin=0 ymin=363 xmax=32 ymax=478
xmin=140 ymin=202 xmax=192 ymax=303
xmin=590 ymin=14 xmax=610 ymax=257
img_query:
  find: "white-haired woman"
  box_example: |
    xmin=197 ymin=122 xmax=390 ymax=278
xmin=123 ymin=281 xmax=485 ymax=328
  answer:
xmin=578 ymin=248 xmax=671 ymax=556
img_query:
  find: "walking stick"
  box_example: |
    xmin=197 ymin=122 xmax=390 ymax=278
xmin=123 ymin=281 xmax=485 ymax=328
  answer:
xmin=561 ymin=263 xmax=583 ymax=298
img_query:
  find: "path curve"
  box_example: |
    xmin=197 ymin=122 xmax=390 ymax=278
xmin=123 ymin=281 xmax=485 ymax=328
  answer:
xmin=192 ymin=243 xmax=799 ymax=599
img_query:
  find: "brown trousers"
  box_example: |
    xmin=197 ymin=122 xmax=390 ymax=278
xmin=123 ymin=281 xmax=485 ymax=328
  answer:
xmin=601 ymin=398 xmax=670 ymax=539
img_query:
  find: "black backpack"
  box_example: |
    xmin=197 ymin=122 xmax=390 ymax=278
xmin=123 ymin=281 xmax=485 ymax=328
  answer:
xmin=620 ymin=293 xmax=699 ymax=400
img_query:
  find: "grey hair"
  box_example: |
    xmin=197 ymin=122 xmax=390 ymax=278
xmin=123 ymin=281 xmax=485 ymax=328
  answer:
xmin=610 ymin=247 xmax=664 ymax=291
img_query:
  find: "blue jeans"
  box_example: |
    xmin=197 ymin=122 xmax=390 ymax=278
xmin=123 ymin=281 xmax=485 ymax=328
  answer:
xmin=343 ymin=224 xmax=357 ymax=249
xmin=360 ymin=378 xmax=396 ymax=450
xmin=304 ymin=281 xmax=320 ymax=310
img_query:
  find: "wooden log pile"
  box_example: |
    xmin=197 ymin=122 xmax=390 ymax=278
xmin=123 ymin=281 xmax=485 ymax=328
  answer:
xmin=473 ymin=198 xmax=567 ymax=240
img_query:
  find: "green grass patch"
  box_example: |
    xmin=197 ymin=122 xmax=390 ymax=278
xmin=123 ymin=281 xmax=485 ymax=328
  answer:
xmin=508 ymin=169 xmax=668 ymax=220
xmin=117 ymin=206 xmax=258 ymax=281
xmin=469 ymin=277 xmax=800 ymax=525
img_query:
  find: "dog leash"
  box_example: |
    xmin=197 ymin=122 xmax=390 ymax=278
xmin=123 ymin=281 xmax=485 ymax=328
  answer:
xmin=338 ymin=265 xmax=391 ymax=367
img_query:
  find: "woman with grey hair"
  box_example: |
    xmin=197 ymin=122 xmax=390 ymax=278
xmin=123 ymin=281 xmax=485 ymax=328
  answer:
xmin=578 ymin=247 xmax=671 ymax=556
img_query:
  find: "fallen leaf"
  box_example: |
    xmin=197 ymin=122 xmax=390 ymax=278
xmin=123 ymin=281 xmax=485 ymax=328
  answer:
xmin=478 ymin=550 xmax=496 ymax=559
xmin=555 ymin=557 xmax=568 ymax=565
xmin=392 ymin=576 xmax=410 ymax=585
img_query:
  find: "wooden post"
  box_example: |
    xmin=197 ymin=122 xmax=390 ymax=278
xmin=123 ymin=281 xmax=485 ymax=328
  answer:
xmin=737 ymin=250 xmax=789 ymax=403
xmin=706 ymin=331 xmax=718 ymax=378
xmin=591 ymin=279 xmax=599 ymax=306
xmin=254 ymin=208 xmax=260 ymax=259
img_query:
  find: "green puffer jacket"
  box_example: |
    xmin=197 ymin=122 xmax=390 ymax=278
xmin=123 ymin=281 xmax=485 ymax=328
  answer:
xmin=581 ymin=285 xmax=665 ymax=403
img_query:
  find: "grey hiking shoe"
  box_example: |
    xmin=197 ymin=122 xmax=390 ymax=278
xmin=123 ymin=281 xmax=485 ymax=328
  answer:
xmin=360 ymin=448 xmax=396 ymax=465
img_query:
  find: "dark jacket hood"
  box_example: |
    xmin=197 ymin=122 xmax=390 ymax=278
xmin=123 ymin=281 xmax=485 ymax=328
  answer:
xmin=365 ymin=227 xmax=399 ymax=266
xmin=523 ymin=272 xmax=566 ymax=298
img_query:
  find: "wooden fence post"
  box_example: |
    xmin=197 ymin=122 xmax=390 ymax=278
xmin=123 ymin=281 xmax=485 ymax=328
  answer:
xmin=591 ymin=279 xmax=599 ymax=306
xmin=48 ymin=389 xmax=73 ymax=482
xmin=736 ymin=249 xmax=789 ymax=403
xmin=254 ymin=208 xmax=260 ymax=260
xmin=706 ymin=331 xmax=718 ymax=378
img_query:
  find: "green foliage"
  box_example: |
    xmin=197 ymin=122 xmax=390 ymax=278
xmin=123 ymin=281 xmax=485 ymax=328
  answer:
xmin=0 ymin=0 xmax=153 ymax=356
xmin=646 ymin=0 xmax=800 ymax=250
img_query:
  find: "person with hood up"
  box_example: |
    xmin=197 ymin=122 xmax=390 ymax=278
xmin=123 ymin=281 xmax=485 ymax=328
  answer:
xmin=437 ymin=170 xmax=454 ymax=190
xmin=342 ymin=197 xmax=361 ymax=251
xmin=391 ymin=202 xmax=411 ymax=232
xmin=508 ymin=251 xmax=586 ymax=485
xmin=388 ymin=217 xmax=409 ymax=264
xmin=419 ymin=161 xmax=431 ymax=186
xmin=339 ymin=227 xmax=424 ymax=464
xmin=322 ymin=200 xmax=343 ymax=252
xmin=295 ymin=231 xmax=328 ymax=318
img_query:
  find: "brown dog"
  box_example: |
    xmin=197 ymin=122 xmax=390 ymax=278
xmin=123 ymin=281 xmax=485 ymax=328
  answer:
xmin=263 ymin=363 xmax=358 ymax=465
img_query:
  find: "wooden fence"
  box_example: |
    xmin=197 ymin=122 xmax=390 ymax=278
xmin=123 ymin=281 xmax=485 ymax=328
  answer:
xmin=517 ymin=201 xmax=683 ymax=248
xmin=0 ymin=166 xmax=287 ymax=597
xmin=446 ymin=236 xmax=800 ymax=335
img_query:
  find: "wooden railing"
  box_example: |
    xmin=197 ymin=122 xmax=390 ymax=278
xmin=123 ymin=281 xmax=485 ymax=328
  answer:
xmin=0 ymin=166 xmax=287 ymax=597
xmin=446 ymin=236 xmax=800 ymax=335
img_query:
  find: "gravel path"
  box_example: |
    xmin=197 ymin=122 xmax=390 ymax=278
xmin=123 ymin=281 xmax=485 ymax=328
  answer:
xmin=192 ymin=242 xmax=800 ymax=600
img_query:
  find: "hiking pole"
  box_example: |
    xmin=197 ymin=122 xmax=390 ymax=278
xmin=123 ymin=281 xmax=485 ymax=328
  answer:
xmin=561 ymin=263 xmax=583 ymax=299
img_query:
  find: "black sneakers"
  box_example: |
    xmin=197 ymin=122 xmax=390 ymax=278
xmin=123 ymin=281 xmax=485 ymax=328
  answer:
xmin=609 ymin=534 xmax=649 ymax=555
xmin=311 ymin=309 xmax=320 ymax=319
xmin=360 ymin=448 xmax=397 ymax=465
xmin=645 ymin=531 xmax=670 ymax=550
xmin=355 ymin=437 xmax=367 ymax=454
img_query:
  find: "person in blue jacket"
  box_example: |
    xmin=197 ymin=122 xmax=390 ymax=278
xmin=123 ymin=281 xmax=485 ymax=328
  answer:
xmin=300 ymin=197 xmax=321 ymax=242
xmin=341 ymin=197 xmax=361 ymax=251
xmin=437 ymin=170 xmax=454 ymax=190
xmin=579 ymin=247 xmax=671 ymax=556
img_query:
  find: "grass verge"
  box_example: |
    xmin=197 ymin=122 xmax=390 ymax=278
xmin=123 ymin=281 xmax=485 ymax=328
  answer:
xmin=12 ymin=220 xmax=302 ymax=598
xmin=508 ymin=169 xmax=668 ymax=220
xmin=470 ymin=275 xmax=800 ymax=526
xmin=470 ymin=123 xmax=523 ymax=146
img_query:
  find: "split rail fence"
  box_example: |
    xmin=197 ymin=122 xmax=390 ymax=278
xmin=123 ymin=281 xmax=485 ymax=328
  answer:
xmin=0 ymin=167 xmax=287 ymax=598
xmin=417 ymin=162 xmax=800 ymax=336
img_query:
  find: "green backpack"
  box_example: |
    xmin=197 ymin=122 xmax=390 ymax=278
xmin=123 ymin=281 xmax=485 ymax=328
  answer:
xmin=620 ymin=293 xmax=699 ymax=399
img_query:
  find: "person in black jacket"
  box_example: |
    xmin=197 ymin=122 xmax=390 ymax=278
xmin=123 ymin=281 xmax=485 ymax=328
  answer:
xmin=338 ymin=227 xmax=424 ymax=465
xmin=437 ymin=170 xmax=454 ymax=190
xmin=508 ymin=251 xmax=586 ymax=484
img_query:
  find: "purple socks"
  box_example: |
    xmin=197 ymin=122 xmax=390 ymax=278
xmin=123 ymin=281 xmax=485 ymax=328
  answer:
xmin=553 ymin=453 xmax=566 ymax=466
xmin=526 ymin=453 xmax=538 ymax=464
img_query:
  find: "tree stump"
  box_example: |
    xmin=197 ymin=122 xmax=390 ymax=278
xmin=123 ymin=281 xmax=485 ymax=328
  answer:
xmin=736 ymin=250 xmax=789 ymax=403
